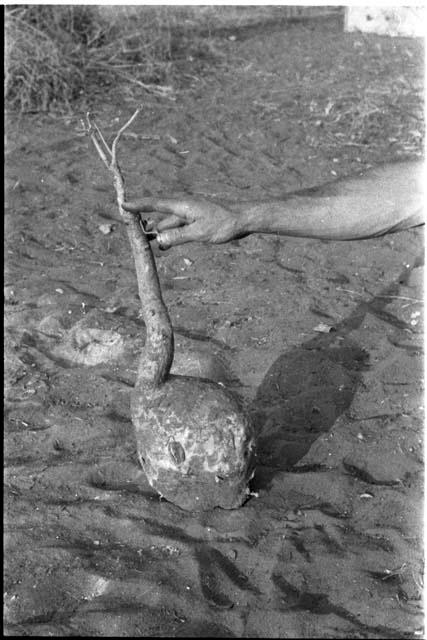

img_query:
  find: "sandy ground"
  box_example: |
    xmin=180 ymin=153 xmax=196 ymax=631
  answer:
xmin=4 ymin=17 xmax=424 ymax=638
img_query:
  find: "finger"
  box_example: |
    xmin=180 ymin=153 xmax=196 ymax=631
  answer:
xmin=157 ymin=226 xmax=197 ymax=249
xmin=156 ymin=215 xmax=185 ymax=232
xmin=123 ymin=198 xmax=192 ymax=219
xmin=122 ymin=199 xmax=156 ymax=213
xmin=143 ymin=217 xmax=168 ymax=231
xmin=143 ymin=212 xmax=179 ymax=231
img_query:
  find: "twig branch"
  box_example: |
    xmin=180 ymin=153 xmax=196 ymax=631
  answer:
xmin=93 ymin=121 xmax=112 ymax=159
xmin=111 ymin=105 xmax=142 ymax=170
xmin=84 ymin=113 xmax=110 ymax=168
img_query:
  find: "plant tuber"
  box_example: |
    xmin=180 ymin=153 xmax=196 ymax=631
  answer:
xmin=85 ymin=108 xmax=255 ymax=511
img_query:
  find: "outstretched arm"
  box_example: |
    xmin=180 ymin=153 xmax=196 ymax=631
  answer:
xmin=123 ymin=160 xmax=424 ymax=248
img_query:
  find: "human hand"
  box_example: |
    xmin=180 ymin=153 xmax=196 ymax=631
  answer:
xmin=122 ymin=197 xmax=245 ymax=249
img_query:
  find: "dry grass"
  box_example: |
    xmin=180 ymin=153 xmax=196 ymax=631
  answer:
xmin=307 ymin=70 xmax=424 ymax=154
xmin=5 ymin=5 xmax=175 ymax=113
xmin=5 ymin=5 xmax=302 ymax=114
xmin=5 ymin=6 xmax=87 ymax=113
xmin=5 ymin=5 xmax=345 ymax=113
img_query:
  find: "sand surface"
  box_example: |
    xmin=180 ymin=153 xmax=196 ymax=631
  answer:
xmin=4 ymin=16 xmax=424 ymax=637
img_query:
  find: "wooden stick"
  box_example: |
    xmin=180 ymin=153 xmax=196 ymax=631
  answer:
xmin=85 ymin=108 xmax=174 ymax=387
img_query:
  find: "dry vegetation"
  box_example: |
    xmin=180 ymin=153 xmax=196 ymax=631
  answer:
xmin=4 ymin=5 xmax=296 ymax=113
xmin=5 ymin=5 xmax=424 ymax=155
xmin=5 ymin=5 xmax=175 ymax=112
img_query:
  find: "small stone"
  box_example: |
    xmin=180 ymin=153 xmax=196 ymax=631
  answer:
xmin=313 ymin=322 xmax=334 ymax=333
xmin=98 ymin=223 xmax=114 ymax=235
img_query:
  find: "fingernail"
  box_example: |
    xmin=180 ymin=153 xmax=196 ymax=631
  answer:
xmin=157 ymin=233 xmax=169 ymax=250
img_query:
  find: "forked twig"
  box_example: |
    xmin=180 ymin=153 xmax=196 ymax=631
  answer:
xmin=84 ymin=106 xmax=142 ymax=200
xmin=83 ymin=107 xmax=154 ymax=237
xmin=111 ymin=107 xmax=141 ymax=169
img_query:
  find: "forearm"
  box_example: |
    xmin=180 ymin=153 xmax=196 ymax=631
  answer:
xmin=236 ymin=194 xmax=422 ymax=241
xmin=233 ymin=160 xmax=424 ymax=241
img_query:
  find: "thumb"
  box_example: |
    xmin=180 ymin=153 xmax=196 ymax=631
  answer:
xmin=157 ymin=225 xmax=196 ymax=249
